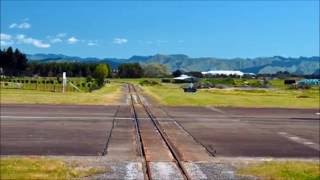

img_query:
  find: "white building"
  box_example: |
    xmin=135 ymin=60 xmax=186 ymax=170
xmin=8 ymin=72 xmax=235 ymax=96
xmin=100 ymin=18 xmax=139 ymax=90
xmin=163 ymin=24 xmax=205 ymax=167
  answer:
xmin=201 ymin=70 xmax=245 ymax=76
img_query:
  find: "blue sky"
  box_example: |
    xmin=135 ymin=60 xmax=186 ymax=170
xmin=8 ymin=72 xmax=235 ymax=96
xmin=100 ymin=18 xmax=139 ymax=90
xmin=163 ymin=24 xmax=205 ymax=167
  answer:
xmin=1 ymin=1 xmax=319 ymax=58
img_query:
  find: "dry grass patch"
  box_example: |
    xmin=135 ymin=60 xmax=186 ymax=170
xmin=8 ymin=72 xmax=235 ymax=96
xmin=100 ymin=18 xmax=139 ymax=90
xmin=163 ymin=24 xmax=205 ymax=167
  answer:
xmin=0 ymin=156 xmax=107 ymax=180
xmin=237 ymin=161 xmax=320 ymax=180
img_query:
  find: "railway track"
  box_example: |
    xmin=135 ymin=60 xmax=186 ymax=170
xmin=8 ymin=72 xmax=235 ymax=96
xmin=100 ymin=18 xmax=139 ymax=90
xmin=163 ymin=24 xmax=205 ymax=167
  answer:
xmin=128 ymin=83 xmax=191 ymax=180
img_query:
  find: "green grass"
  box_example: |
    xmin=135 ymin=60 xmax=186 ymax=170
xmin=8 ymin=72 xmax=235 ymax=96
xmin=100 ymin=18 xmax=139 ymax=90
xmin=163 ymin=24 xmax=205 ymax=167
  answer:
xmin=237 ymin=161 xmax=320 ymax=180
xmin=142 ymin=83 xmax=320 ymax=108
xmin=0 ymin=83 xmax=121 ymax=105
xmin=0 ymin=157 xmax=107 ymax=180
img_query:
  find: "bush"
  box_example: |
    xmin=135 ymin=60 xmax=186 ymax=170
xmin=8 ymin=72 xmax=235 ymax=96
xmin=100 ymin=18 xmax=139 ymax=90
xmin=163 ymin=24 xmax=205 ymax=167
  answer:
xmin=139 ymin=80 xmax=160 ymax=86
xmin=161 ymin=79 xmax=171 ymax=83
xmin=297 ymin=95 xmax=310 ymax=98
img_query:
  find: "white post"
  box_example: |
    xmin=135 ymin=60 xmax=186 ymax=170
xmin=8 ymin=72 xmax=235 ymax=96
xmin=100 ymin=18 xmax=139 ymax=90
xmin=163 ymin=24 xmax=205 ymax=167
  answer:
xmin=62 ymin=72 xmax=67 ymax=93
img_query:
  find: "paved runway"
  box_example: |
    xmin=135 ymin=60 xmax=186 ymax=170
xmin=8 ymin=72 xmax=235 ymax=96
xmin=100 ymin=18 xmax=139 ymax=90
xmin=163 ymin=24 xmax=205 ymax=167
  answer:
xmin=1 ymin=104 xmax=319 ymax=158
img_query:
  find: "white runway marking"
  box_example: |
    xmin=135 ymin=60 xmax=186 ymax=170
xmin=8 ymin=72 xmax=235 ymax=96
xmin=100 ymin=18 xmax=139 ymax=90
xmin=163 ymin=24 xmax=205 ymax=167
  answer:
xmin=206 ymin=106 xmax=226 ymax=114
xmin=0 ymin=116 xmax=112 ymax=120
xmin=278 ymin=132 xmax=320 ymax=151
xmin=316 ymin=113 xmax=320 ymax=115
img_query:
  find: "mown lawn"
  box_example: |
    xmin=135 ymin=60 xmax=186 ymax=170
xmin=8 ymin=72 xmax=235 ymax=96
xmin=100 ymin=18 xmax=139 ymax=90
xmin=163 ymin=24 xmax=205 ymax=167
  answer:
xmin=237 ymin=161 xmax=320 ymax=180
xmin=0 ymin=157 xmax=107 ymax=180
xmin=0 ymin=83 xmax=121 ymax=105
xmin=142 ymin=83 xmax=320 ymax=108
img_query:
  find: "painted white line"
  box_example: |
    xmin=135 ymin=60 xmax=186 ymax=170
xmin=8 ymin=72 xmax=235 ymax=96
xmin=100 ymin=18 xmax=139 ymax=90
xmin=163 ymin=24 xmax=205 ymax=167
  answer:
xmin=206 ymin=106 xmax=226 ymax=114
xmin=277 ymin=132 xmax=320 ymax=151
xmin=0 ymin=116 xmax=110 ymax=120
xmin=315 ymin=113 xmax=320 ymax=115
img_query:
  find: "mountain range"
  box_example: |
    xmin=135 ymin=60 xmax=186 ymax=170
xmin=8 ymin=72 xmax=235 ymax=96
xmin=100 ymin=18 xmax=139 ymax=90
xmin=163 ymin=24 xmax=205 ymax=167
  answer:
xmin=27 ymin=53 xmax=320 ymax=75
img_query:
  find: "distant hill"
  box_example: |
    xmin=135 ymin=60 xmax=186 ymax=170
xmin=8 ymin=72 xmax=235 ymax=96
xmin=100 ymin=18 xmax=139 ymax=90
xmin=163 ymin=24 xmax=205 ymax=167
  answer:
xmin=27 ymin=53 xmax=320 ymax=75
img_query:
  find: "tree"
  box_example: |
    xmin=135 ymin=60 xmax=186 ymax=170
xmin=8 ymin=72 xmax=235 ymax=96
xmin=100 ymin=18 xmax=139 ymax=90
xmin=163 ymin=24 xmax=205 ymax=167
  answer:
xmin=93 ymin=64 xmax=109 ymax=85
xmin=118 ymin=63 xmax=143 ymax=78
xmin=172 ymin=69 xmax=183 ymax=77
xmin=143 ymin=63 xmax=169 ymax=78
xmin=0 ymin=47 xmax=28 ymax=76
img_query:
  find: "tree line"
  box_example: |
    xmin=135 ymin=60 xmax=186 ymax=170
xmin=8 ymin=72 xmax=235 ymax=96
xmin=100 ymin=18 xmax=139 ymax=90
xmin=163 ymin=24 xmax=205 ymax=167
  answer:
xmin=0 ymin=47 xmax=112 ymax=79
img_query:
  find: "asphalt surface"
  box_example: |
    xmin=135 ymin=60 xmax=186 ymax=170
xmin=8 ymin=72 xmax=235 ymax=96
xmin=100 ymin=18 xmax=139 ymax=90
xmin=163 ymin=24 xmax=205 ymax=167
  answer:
xmin=1 ymin=104 xmax=118 ymax=155
xmin=1 ymin=104 xmax=319 ymax=158
xmin=160 ymin=106 xmax=320 ymax=158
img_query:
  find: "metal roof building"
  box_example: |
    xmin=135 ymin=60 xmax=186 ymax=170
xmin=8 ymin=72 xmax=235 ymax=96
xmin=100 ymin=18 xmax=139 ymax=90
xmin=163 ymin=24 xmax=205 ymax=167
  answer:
xmin=201 ymin=70 xmax=245 ymax=76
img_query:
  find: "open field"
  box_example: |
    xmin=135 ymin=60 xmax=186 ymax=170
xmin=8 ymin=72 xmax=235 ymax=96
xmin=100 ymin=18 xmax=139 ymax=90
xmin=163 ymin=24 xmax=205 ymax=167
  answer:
xmin=0 ymin=83 xmax=122 ymax=105
xmin=0 ymin=77 xmax=98 ymax=92
xmin=142 ymin=83 xmax=320 ymax=108
xmin=237 ymin=161 xmax=320 ymax=180
xmin=0 ymin=156 xmax=106 ymax=180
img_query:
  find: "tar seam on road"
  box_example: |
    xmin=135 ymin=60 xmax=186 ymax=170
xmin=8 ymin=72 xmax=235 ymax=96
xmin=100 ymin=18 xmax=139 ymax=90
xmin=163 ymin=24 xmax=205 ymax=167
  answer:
xmin=102 ymin=105 xmax=121 ymax=156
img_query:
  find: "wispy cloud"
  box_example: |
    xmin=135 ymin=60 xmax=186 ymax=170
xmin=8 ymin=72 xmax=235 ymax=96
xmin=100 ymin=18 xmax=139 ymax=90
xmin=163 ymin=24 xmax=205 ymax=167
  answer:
xmin=50 ymin=38 xmax=62 ymax=43
xmin=67 ymin=37 xmax=79 ymax=44
xmin=56 ymin=33 xmax=67 ymax=38
xmin=0 ymin=33 xmax=14 ymax=46
xmin=88 ymin=42 xmax=98 ymax=46
xmin=16 ymin=34 xmax=50 ymax=48
xmin=113 ymin=38 xmax=128 ymax=45
xmin=0 ymin=33 xmax=12 ymax=41
xmin=9 ymin=22 xmax=31 ymax=29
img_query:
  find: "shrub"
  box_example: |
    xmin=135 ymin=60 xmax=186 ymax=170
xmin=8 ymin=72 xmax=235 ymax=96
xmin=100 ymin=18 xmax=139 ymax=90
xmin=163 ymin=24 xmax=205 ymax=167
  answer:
xmin=161 ymin=79 xmax=171 ymax=83
xmin=297 ymin=95 xmax=310 ymax=98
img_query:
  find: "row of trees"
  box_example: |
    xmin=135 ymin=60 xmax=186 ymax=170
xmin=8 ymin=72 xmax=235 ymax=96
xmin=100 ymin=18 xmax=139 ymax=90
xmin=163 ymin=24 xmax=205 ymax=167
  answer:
xmin=0 ymin=47 xmax=28 ymax=76
xmin=117 ymin=63 xmax=170 ymax=78
xmin=0 ymin=47 xmax=111 ymax=80
xmin=27 ymin=62 xmax=111 ymax=78
xmin=0 ymin=47 xmax=170 ymax=79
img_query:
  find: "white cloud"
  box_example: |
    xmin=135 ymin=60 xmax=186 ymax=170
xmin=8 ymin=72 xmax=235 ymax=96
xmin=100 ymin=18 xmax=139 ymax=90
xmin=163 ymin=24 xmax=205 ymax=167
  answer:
xmin=9 ymin=23 xmax=17 ymax=29
xmin=0 ymin=33 xmax=14 ymax=46
xmin=0 ymin=33 xmax=12 ymax=41
xmin=87 ymin=42 xmax=97 ymax=46
xmin=56 ymin=33 xmax=67 ymax=38
xmin=50 ymin=38 xmax=62 ymax=43
xmin=67 ymin=37 xmax=79 ymax=44
xmin=113 ymin=38 xmax=128 ymax=45
xmin=9 ymin=22 xmax=31 ymax=29
xmin=16 ymin=34 xmax=50 ymax=48
xmin=0 ymin=40 xmax=14 ymax=47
